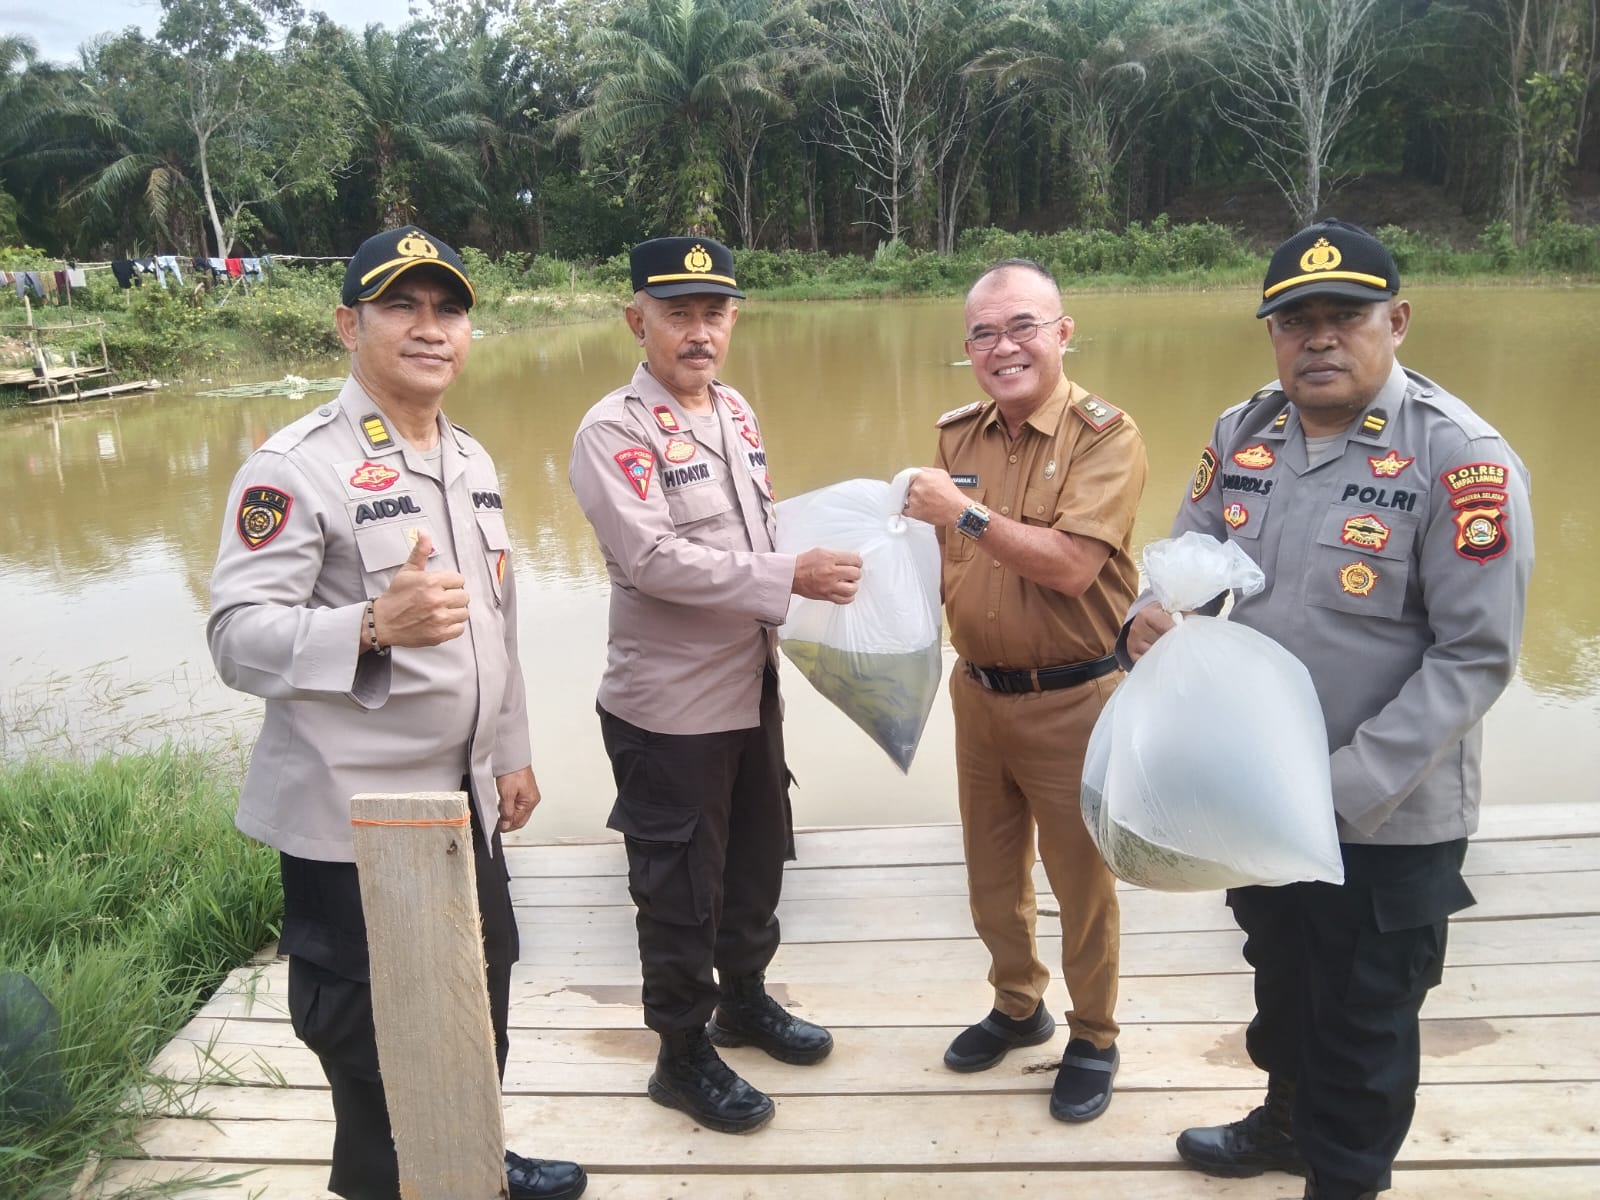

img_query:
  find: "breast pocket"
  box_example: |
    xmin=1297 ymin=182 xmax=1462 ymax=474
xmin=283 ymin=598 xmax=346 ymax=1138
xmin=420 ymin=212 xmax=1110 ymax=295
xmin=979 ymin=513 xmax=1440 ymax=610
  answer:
xmin=1021 ymin=483 xmax=1059 ymax=527
xmin=945 ymin=486 xmax=987 ymax=562
xmin=352 ymin=519 xmax=433 ymax=595
xmin=665 ymin=482 xmax=736 ymax=544
xmin=475 ymin=511 xmax=511 ymax=606
xmin=1305 ymin=504 xmax=1420 ymax=621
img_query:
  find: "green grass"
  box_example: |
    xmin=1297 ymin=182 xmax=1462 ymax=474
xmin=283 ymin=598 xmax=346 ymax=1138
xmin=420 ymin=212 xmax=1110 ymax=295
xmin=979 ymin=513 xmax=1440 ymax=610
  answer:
xmin=0 ymin=749 xmax=282 ymax=1199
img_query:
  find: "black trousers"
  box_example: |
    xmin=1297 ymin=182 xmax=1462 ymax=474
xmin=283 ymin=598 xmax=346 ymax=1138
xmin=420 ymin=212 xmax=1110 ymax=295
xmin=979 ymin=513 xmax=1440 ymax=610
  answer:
xmin=598 ymin=666 xmax=793 ymax=1034
xmin=282 ymin=795 xmax=519 ymax=1200
xmin=1228 ymin=838 xmax=1474 ymax=1200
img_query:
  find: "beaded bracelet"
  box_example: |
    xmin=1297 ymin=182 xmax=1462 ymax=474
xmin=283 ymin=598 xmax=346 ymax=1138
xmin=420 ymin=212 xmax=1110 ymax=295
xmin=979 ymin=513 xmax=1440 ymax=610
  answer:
xmin=364 ymin=599 xmax=388 ymax=656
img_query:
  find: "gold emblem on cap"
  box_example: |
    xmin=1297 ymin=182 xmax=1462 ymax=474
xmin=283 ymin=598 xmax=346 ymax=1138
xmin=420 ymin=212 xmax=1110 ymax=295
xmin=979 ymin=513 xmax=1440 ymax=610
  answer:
xmin=1298 ymin=237 xmax=1342 ymax=274
xmin=395 ymin=232 xmax=440 ymax=261
xmin=684 ymin=244 xmax=713 ymax=273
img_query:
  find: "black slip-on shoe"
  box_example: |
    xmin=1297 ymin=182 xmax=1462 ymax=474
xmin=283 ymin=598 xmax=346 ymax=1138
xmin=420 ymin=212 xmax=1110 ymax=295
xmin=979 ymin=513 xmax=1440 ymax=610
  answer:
xmin=943 ymin=1002 xmax=1055 ymax=1073
xmin=1049 ymin=1038 xmax=1118 ymax=1122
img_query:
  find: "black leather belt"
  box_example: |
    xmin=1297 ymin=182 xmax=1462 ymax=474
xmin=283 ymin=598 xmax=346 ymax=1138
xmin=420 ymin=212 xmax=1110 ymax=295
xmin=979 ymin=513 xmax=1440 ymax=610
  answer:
xmin=965 ymin=654 xmax=1119 ymax=695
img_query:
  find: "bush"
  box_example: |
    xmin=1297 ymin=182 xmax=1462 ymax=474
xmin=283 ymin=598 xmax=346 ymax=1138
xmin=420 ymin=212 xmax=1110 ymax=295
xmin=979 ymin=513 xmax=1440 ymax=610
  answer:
xmin=1522 ymin=220 xmax=1600 ymax=272
xmin=0 ymin=749 xmax=281 ymax=1200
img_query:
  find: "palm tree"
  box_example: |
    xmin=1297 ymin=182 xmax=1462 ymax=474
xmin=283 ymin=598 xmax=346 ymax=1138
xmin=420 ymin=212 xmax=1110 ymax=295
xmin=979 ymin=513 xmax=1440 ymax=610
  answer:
xmin=559 ymin=0 xmax=789 ymax=237
xmin=973 ymin=0 xmax=1192 ymax=227
xmin=337 ymin=23 xmax=487 ymax=228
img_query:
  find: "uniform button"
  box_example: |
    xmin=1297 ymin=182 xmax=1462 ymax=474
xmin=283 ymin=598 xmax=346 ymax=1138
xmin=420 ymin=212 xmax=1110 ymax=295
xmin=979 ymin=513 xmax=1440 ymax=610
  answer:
xmin=993 ymin=560 xmax=1001 ymax=568
xmin=1008 ymin=454 xmax=1018 ymax=463
xmin=987 ymin=610 xmax=996 ymax=620
xmin=1035 ymin=505 xmax=1045 ymax=515
xmin=1000 ymin=506 xmax=1010 ymax=515
xmin=318 ymin=406 xmax=334 ymax=417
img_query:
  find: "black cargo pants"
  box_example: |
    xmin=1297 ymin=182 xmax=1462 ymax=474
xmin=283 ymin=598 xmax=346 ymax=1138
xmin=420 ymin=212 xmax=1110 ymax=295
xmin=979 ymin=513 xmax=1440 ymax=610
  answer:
xmin=598 ymin=665 xmax=793 ymax=1034
xmin=1228 ymin=838 xmax=1474 ymax=1200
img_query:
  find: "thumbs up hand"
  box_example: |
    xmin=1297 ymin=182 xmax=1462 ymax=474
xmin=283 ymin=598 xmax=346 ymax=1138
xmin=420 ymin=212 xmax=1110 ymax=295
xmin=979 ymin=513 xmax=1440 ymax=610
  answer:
xmin=371 ymin=529 xmax=469 ymax=648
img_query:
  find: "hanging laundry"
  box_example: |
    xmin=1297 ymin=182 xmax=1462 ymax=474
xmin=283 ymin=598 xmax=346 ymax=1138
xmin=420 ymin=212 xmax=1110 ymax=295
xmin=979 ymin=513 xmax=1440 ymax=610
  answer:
xmin=110 ymin=260 xmax=140 ymax=289
xmin=155 ymin=255 xmax=185 ymax=286
xmin=241 ymin=257 xmax=263 ymax=279
xmin=19 ymin=271 xmax=46 ymax=299
xmin=206 ymin=257 xmax=228 ymax=279
xmin=66 ymin=269 xmax=87 ymax=289
xmin=41 ymin=272 xmax=58 ymax=302
xmin=225 ymin=257 xmax=244 ymax=278
xmin=54 ymin=270 xmax=71 ymax=298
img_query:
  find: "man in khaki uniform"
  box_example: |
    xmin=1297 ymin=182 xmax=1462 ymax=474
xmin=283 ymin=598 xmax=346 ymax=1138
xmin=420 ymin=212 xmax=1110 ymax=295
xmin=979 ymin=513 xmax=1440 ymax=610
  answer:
xmin=568 ymin=236 xmax=861 ymax=1135
xmin=905 ymin=258 xmax=1146 ymax=1122
xmin=208 ymin=227 xmax=585 ymax=1200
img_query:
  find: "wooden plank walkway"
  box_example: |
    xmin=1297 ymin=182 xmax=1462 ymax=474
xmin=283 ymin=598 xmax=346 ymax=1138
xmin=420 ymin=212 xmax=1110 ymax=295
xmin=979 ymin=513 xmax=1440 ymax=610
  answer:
xmin=91 ymin=804 xmax=1600 ymax=1198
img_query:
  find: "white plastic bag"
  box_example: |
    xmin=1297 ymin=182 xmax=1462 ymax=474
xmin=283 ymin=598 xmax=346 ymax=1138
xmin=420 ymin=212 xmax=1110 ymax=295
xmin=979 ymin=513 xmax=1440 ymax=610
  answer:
xmin=775 ymin=469 xmax=943 ymax=772
xmin=1081 ymin=532 xmax=1343 ymax=891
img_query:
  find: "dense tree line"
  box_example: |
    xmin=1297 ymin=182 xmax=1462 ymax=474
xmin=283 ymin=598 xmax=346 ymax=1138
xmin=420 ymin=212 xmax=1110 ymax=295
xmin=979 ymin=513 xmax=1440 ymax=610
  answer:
xmin=1 ymin=0 xmax=1596 ymax=261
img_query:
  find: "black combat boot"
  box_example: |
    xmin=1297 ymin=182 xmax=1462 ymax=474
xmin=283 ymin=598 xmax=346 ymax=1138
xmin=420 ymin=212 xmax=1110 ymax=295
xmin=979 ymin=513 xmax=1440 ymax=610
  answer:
xmin=648 ymin=1027 xmax=775 ymax=1134
xmin=707 ymin=972 xmax=834 ymax=1065
xmin=1303 ymin=1172 xmax=1381 ymax=1199
xmin=1176 ymin=1075 xmax=1307 ymax=1177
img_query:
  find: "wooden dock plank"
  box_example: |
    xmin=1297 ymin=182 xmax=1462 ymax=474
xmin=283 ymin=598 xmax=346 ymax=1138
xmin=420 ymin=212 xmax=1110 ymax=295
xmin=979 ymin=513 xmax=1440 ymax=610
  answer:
xmin=151 ymin=1013 xmax=1600 ymax=1093
xmin=508 ymin=844 xmax=1600 ymax=906
xmin=125 ymin=1084 xmax=1600 ymax=1168
xmin=95 ymin=818 xmax=1600 ymax=1197
xmin=86 ymin=1162 xmax=1600 ymax=1200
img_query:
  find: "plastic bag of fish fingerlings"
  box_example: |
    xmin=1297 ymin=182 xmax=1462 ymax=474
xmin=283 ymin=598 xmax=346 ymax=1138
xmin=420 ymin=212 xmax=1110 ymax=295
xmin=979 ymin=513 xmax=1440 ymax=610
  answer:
xmin=1081 ymin=532 xmax=1344 ymax=891
xmin=775 ymin=469 xmax=943 ymax=773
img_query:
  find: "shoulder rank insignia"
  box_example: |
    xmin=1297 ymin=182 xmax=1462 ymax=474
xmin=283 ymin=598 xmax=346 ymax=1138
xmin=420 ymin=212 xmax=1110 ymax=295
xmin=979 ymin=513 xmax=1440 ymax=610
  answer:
xmin=237 ymin=485 xmax=293 ymax=550
xmin=1073 ymin=394 xmax=1122 ymax=432
xmin=1359 ymin=409 xmax=1388 ymax=436
xmin=651 ymin=405 xmax=680 ymax=433
xmin=935 ymin=401 xmax=984 ymax=427
xmin=1190 ymin=445 xmax=1218 ymax=503
xmin=360 ymin=412 xmax=394 ymax=452
xmin=1271 ymin=409 xmax=1289 ymax=431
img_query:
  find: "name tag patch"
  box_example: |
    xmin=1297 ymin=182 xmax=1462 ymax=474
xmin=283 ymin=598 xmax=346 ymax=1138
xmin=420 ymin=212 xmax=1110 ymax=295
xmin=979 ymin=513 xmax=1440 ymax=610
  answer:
xmin=355 ymin=495 xmax=423 ymax=524
xmin=951 ymin=473 xmax=979 ymax=488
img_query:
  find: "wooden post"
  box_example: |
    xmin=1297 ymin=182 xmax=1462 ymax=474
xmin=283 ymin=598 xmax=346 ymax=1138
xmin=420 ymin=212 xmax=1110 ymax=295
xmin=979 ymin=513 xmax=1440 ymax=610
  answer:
xmin=350 ymin=791 xmax=507 ymax=1200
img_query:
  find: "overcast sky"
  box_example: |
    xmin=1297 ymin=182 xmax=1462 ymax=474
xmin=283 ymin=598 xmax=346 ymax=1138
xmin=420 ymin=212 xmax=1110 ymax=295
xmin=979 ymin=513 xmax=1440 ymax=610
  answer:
xmin=2 ymin=0 xmax=420 ymax=65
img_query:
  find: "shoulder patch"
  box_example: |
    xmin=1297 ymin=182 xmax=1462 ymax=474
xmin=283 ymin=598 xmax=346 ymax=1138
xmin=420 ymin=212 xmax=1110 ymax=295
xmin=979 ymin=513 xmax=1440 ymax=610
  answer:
xmin=1072 ymin=394 xmax=1123 ymax=432
xmin=237 ymin=485 xmax=293 ymax=550
xmin=936 ymin=401 xmax=984 ymax=427
xmin=1190 ymin=446 xmax=1218 ymax=503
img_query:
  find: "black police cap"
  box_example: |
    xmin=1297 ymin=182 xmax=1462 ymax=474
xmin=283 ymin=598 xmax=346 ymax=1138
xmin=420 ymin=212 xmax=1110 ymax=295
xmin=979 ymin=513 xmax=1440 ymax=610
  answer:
xmin=1256 ymin=219 xmax=1400 ymax=318
xmin=630 ymin=237 xmax=744 ymax=299
xmin=342 ymin=226 xmax=475 ymax=309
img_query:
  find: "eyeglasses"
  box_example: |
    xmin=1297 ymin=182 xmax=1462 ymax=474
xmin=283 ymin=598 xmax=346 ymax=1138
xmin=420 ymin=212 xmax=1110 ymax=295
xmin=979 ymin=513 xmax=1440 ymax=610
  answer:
xmin=964 ymin=316 xmax=1063 ymax=352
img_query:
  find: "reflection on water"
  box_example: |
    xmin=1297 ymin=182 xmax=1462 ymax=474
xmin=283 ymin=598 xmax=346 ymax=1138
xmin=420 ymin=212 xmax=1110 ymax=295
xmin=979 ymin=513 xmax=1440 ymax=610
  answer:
xmin=2 ymin=287 xmax=1597 ymax=833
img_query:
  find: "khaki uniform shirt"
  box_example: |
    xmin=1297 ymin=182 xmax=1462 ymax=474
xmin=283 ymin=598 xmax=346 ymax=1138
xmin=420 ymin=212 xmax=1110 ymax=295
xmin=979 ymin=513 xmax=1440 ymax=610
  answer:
xmin=569 ymin=364 xmax=794 ymax=735
xmin=1130 ymin=362 xmax=1534 ymax=845
xmin=936 ymin=376 xmax=1147 ymax=668
xmin=208 ymin=377 xmax=531 ymax=861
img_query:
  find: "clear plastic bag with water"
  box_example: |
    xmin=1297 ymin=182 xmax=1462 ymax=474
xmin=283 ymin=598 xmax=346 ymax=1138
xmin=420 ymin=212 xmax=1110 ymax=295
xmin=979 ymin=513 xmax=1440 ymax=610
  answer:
xmin=775 ymin=469 xmax=943 ymax=772
xmin=1081 ymin=532 xmax=1344 ymax=891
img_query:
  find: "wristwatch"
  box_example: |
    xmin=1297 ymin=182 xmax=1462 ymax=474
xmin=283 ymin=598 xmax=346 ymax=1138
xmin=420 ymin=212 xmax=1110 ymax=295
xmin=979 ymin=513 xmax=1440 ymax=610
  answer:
xmin=955 ymin=502 xmax=992 ymax=540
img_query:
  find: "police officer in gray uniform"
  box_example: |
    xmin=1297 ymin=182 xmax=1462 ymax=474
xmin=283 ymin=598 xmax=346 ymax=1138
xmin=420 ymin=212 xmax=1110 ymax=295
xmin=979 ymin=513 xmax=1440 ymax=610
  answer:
xmin=1121 ymin=220 xmax=1533 ymax=1200
xmin=569 ymin=237 xmax=861 ymax=1134
xmin=208 ymin=227 xmax=585 ymax=1200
